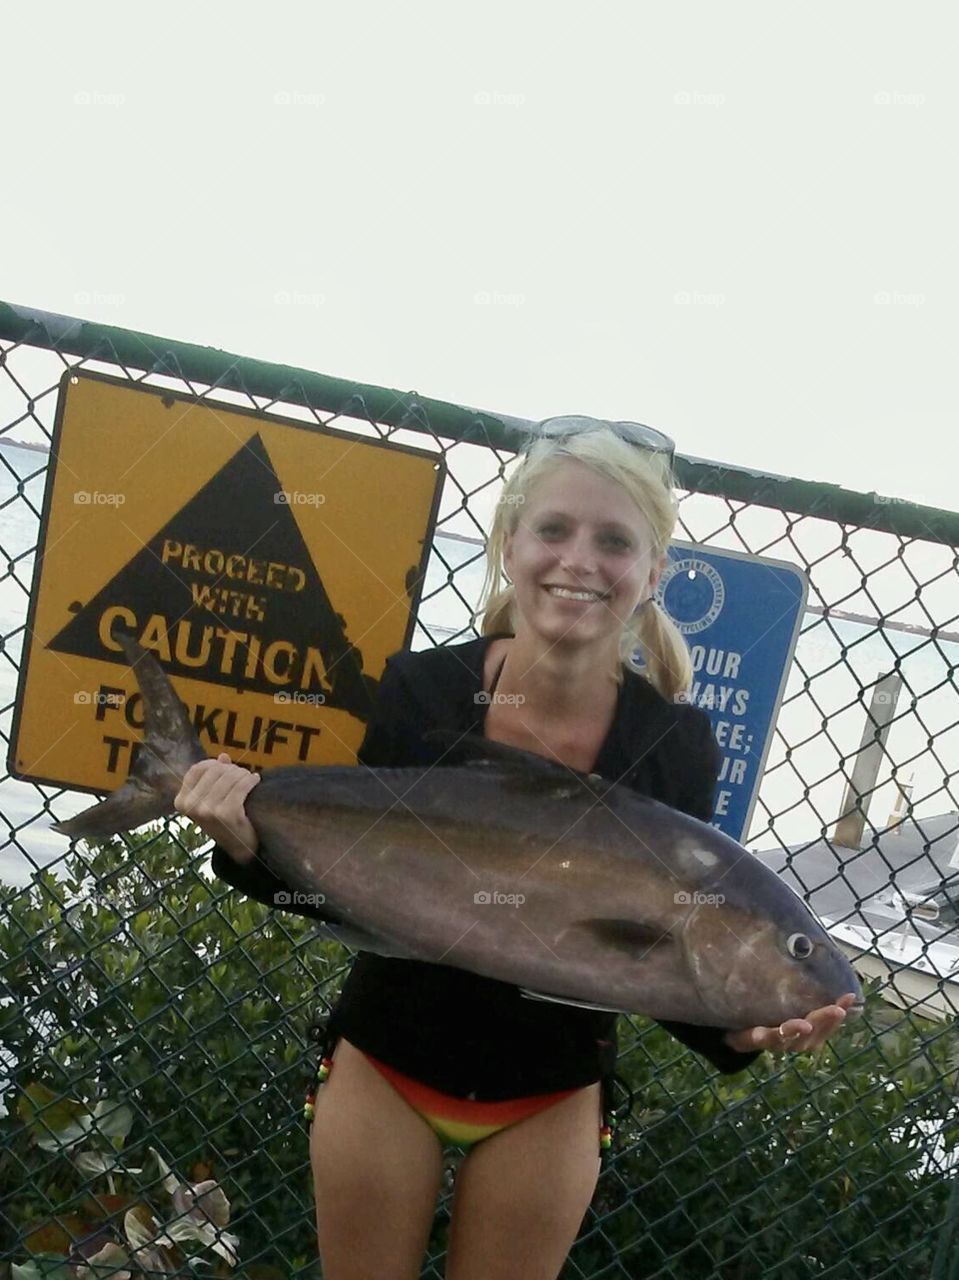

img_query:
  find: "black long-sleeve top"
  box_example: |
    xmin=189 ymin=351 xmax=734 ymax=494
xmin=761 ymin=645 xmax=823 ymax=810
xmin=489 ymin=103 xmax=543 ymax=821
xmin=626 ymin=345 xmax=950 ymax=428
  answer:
xmin=212 ymin=634 xmax=761 ymax=1098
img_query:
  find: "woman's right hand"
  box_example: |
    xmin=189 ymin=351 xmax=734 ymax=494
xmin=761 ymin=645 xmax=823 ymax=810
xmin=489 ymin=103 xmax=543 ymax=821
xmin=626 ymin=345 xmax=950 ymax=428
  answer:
xmin=174 ymin=753 xmax=261 ymax=864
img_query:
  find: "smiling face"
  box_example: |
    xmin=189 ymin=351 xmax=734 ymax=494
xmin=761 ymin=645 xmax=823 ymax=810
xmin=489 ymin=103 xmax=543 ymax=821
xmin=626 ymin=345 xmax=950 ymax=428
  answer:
xmin=503 ymin=459 xmax=666 ymax=652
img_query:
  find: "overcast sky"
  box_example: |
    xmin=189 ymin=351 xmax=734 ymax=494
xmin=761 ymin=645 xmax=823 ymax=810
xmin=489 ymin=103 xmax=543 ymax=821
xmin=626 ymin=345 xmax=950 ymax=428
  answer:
xmin=4 ymin=1 xmax=956 ymax=511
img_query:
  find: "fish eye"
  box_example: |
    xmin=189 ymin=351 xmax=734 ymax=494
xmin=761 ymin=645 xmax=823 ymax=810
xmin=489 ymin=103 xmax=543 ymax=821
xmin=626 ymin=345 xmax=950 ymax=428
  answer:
xmin=787 ymin=932 xmax=814 ymax=960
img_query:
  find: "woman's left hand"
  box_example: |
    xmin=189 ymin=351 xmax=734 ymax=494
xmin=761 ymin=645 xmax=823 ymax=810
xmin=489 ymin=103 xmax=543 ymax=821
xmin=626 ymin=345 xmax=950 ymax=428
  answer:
xmin=722 ymin=991 xmax=861 ymax=1055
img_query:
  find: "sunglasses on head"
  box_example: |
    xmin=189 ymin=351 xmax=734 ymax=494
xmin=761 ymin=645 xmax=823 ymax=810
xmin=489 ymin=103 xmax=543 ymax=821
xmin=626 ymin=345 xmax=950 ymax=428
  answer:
xmin=531 ymin=415 xmax=675 ymax=466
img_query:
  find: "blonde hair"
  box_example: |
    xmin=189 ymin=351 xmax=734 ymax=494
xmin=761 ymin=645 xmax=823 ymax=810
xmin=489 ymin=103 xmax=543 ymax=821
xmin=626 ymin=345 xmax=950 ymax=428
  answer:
xmin=476 ymin=425 xmax=693 ymax=702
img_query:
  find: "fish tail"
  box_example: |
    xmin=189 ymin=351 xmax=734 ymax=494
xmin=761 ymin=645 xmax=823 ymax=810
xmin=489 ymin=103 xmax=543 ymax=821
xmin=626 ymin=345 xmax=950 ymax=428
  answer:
xmin=51 ymin=634 xmax=206 ymax=841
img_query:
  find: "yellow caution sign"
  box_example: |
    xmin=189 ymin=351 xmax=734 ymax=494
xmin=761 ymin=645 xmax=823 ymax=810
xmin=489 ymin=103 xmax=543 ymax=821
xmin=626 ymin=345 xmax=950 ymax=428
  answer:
xmin=10 ymin=370 xmax=445 ymax=793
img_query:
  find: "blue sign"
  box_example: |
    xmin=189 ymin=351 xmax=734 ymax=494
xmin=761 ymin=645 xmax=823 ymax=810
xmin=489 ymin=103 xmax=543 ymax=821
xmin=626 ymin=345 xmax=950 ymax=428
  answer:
xmin=640 ymin=541 xmax=807 ymax=842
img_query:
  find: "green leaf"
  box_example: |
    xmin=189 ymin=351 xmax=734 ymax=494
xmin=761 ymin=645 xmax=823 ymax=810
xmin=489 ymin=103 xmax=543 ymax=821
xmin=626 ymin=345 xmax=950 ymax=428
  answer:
xmin=12 ymin=1256 xmax=75 ymax=1280
xmin=17 ymin=1083 xmax=93 ymax=1151
xmin=92 ymin=1098 xmax=134 ymax=1144
xmin=72 ymin=1148 xmax=142 ymax=1177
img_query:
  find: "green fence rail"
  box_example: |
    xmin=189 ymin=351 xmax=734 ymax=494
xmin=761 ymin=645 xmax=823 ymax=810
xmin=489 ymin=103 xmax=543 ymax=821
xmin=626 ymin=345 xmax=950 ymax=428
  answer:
xmin=1 ymin=302 xmax=957 ymax=1279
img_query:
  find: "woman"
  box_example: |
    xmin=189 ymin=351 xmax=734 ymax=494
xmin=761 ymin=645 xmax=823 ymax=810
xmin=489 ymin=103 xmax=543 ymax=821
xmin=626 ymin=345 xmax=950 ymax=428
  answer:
xmin=175 ymin=417 xmax=856 ymax=1280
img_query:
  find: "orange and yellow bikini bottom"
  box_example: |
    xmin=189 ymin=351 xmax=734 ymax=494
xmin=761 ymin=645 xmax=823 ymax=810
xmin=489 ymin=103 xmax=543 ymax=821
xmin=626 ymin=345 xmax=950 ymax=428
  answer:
xmin=304 ymin=1043 xmax=614 ymax=1154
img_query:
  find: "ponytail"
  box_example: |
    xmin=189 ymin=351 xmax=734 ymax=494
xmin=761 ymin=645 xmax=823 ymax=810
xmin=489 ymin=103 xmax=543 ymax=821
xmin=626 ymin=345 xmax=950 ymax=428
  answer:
xmin=480 ymin=584 xmax=515 ymax=638
xmin=621 ymin=601 xmax=692 ymax=703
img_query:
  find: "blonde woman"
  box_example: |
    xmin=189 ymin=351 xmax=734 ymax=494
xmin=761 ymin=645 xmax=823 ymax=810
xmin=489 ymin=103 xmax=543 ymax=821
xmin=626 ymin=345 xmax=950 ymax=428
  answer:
xmin=177 ymin=417 xmax=855 ymax=1280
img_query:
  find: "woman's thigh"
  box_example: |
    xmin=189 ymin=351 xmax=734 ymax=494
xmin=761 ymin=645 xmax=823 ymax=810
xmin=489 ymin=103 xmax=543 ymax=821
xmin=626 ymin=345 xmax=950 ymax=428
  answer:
xmin=445 ymin=1083 xmax=602 ymax=1280
xmin=309 ymin=1037 xmax=446 ymax=1280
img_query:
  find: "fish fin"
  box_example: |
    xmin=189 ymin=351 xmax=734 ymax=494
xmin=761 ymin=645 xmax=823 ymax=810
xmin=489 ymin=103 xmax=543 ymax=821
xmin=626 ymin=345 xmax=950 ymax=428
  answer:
xmin=52 ymin=634 xmax=206 ymax=841
xmin=518 ymin=988 xmax=631 ymax=1014
xmin=517 ymin=918 xmax=671 ymax=1012
xmin=313 ymin=921 xmax=418 ymax=960
xmin=422 ymin=730 xmax=613 ymax=796
xmin=564 ymin=918 xmax=674 ymax=954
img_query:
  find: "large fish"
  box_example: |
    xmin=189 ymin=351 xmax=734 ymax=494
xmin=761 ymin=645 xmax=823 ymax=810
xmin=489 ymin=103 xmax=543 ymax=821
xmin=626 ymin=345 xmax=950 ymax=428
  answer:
xmin=53 ymin=638 xmax=863 ymax=1029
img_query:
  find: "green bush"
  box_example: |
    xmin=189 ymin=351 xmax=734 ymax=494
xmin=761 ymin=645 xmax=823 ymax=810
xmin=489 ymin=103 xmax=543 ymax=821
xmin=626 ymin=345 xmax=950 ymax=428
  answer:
xmin=571 ymin=980 xmax=958 ymax=1277
xmin=1 ymin=826 xmax=343 ymax=1278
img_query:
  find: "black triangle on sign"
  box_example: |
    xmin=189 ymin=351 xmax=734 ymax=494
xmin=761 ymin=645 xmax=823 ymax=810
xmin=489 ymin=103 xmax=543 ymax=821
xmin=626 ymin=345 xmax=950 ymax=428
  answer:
xmin=49 ymin=432 xmax=380 ymax=719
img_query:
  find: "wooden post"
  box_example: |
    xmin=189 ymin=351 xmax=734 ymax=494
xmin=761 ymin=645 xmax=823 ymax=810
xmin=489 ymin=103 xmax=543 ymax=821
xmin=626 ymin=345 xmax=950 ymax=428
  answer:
xmin=832 ymin=673 xmax=902 ymax=850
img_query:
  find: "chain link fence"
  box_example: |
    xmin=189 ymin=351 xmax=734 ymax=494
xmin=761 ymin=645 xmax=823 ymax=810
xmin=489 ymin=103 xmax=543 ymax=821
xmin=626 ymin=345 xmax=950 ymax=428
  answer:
xmin=1 ymin=303 xmax=958 ymax=1279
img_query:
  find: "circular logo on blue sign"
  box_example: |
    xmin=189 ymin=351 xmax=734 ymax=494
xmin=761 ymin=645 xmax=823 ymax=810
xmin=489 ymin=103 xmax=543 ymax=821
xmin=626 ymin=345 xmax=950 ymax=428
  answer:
xmin=656 ymin=557 xmax=725 ymax=634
